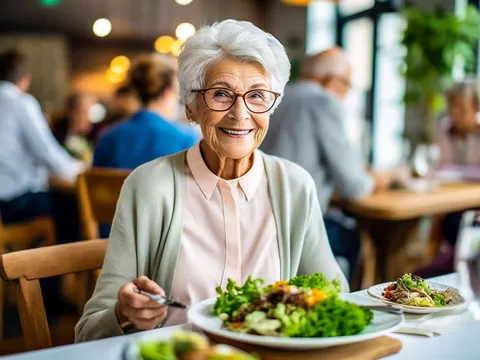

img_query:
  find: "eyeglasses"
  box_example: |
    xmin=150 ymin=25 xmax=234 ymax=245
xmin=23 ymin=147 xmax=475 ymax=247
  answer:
xmin=192 ymin=87 xmax=281 ymax=114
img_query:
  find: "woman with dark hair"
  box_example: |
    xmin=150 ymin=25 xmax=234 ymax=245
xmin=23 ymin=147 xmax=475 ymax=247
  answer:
xmin=93 ymin=54 xmax=198 ymax=170
xmin=52 ymin=92 xmax=98 ymax=162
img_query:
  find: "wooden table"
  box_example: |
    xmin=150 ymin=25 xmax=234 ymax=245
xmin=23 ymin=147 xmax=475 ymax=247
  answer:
xmin=333 ymin=183 xmax=480 ymax=286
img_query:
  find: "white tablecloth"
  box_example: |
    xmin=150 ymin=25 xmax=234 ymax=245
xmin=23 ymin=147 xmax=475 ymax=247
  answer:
xmin=3 ymin=274 xmax=480 ymax=360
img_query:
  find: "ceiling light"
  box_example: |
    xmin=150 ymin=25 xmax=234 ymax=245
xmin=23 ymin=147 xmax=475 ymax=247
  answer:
xmin=93 ymin=18 xmax=112 ymax=37
xmin=175 ymin=0 xmax=193 ymax=5
xmin=105 ymin=69 xmax=125 ymax=84
xmin=155 ymin=35 xmax=175 ymax=54
xmin=110 ymin=56 xmax=130 ymax=73
xmin=175 ymin=22 xmax=195 ymax=41
xmin=281 ymin=0 xmax=313 ymax=5
xmin=170 ymin=39 xmax=185 ymax=57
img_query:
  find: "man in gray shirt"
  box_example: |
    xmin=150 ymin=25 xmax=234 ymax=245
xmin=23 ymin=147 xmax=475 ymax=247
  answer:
xmin=261 ymin=47 xmax=391 ymax=279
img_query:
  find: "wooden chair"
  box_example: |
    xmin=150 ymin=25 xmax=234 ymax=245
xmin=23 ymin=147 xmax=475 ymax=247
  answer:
xmin=0 ymin=216 xmax=56 ymax=340
xmin=0 ymin=216 xmax=56 ymax=250
xmin=73 ymin=169 xmax=128 ymax=312
xmin=0 ymin=239 xmax=107 ymax=351
xmin=77 ymin=168 xmax=129 ymax=240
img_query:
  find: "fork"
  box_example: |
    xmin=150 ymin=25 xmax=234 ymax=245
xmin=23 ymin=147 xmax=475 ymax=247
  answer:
xmin=362 ymin=305 xmax=404 ymax=315
xmin=138 ymin=290 xmax=188 ymax=309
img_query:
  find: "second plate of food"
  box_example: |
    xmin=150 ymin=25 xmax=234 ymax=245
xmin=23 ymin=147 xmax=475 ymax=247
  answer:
xmin=367 ymin=273 xmax=466 ymax=314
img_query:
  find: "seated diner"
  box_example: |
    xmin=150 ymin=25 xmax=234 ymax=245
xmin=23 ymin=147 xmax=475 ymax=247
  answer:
xmin=75 ymin=19 xmax=348 ymax=342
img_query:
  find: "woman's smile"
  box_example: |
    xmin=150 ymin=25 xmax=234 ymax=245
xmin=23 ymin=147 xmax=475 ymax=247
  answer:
xmin=218 ymin=127 xmax=254 ymax=138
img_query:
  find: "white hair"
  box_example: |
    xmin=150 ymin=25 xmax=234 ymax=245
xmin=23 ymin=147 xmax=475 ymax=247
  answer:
xmin=178 ymin=19 xmax=291 ymax=112
xmin=300 ymin=50 xmax=350 ymax=78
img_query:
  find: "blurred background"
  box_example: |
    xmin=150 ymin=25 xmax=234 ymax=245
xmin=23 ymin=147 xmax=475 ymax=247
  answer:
xmin=0 ymin=0 xmax=478 ymax=169
xmin=1 ymin=0 xmax=479 ymax=354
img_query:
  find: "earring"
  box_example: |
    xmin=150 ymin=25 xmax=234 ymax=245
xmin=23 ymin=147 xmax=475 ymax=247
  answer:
xmin=189 ymin=120 xmax=196 ymax=127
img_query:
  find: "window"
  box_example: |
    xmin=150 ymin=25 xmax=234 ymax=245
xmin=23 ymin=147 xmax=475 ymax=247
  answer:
xmin=372 ymin=13 xmax=406 ymax=169
xmin=340 ymin=0 xmax=375 ymax=15
xmin=343 ymin=17 xmax=374 ymax=162
xmin=306 ymin=2 xmax=336 ymax=54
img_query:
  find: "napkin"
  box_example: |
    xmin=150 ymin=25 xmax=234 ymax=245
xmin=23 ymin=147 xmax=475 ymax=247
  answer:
xmin=395 ymin=308 xmax=472 ymax=337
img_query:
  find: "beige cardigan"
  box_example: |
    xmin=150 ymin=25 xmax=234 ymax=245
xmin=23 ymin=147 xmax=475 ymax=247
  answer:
xmin=75 ymin=151 xmax=348 ymax=342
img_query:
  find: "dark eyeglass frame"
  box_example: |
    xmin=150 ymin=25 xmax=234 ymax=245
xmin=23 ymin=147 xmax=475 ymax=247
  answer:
xmin=192 ymin=87 xmax=281 ymax=114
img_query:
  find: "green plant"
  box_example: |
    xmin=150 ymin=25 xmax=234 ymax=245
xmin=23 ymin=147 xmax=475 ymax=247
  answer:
xmin=400 ymin=5 xmax=480 ymax=142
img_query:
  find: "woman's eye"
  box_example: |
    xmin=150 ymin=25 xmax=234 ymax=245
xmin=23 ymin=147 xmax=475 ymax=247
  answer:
xmin=214 ymin=91 xmax=232 ymax=98
xmin=248 ymin=92 xmax=265 ymax=100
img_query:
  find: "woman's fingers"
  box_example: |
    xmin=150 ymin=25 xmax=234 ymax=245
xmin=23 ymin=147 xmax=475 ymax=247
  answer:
xmin=122 ymin=302 xmax=168 ymax=330
xmin=125 ymin=305 xmax=168 ymax=322
xmin=116 ymin=276 xmax=169 ymax=328
xmin=123 ymin=290 xmax=164 ymax=309
xmin=134 ymin=276 xmax=166 ymax=296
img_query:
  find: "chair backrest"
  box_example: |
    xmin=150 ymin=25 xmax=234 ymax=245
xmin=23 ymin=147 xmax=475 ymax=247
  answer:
xmin=77 ymin=168 xmax=129 ymax=239
xmin=0 ymin=239 xmax=108 ymax=350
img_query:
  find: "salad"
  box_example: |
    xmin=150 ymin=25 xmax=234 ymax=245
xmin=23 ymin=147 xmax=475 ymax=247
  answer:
xmin=213 ymin=273 xmax=373 ymax=337
xmin=382 ymin=273 xmax=461 ymax=307
xmin=138 ymin=331 xmax=256 ymax=360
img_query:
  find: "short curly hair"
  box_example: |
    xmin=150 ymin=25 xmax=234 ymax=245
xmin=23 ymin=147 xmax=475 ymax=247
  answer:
xmin=178 ymin=19 xmax=291 ymax=113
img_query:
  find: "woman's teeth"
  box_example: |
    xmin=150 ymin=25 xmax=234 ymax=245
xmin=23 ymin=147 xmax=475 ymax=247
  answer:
xmin=221 ymin=128 xmax=251 ymax=135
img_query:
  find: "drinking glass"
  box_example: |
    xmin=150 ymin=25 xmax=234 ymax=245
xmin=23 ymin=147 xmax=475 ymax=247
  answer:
xmin=455 ymin=211 xmax=480 ymax=320
xmin=411 ymin=143 xmax=441 ymax=191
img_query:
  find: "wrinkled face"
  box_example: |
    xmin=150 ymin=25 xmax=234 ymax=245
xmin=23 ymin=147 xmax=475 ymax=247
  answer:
xmin=449 ymin=95 xmax=477 ymax=132
xmin=188 ymin=58 xmax=272 ymax=160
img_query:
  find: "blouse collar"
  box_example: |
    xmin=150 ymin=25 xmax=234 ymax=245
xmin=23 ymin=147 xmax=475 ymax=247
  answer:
xmin=186 ymin=143 xmax=264 ymax=201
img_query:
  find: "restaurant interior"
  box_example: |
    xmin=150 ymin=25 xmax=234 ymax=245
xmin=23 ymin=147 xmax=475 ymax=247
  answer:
xmin=0 ymin=0 xmax=480 ymax=359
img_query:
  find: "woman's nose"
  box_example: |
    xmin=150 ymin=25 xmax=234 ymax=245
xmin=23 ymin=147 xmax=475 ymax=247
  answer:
xmin=228 ymin=96 xmax=250 ymax=121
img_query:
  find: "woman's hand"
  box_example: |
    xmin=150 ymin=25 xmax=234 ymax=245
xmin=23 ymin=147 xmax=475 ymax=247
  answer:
xmin=115 ymin=276 xmax=168 ymax=330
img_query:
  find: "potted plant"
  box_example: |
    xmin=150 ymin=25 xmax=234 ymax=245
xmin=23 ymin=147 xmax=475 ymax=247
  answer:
xmin=400 ymin=4 xmax=480 ymax=144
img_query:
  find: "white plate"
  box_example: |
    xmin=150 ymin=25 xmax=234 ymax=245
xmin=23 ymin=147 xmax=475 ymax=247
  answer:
xmin=187 ymin=294 xmax=404 ymax=350
xmin=123 ymin=331 xmax=253 ymax=360
xmin=367 ymin=281 xmax=466 ymax=314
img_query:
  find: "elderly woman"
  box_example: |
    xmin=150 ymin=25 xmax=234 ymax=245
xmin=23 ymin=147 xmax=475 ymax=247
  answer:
xmin=437 ymin=79 xmax=480 ymax=168
xmin=75 ymin=20 xmax=348 ymax=342
xmin=416 ymin=79 xmax=480 ymax=279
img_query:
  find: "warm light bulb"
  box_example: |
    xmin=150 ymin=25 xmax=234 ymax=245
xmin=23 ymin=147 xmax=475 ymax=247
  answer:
xmin=110 ymin=56 xmax=130 ymax=73
xmin=281 ymin=0 xmax=313 ymax=5
xmin=154 ymin=35 xmax=175 ymax=54
xmin=175 ymin=0 xmax=193 ymax=5
xmin=175 ymin=22 xmax=195 ymax=41
xmin=93 ymin=18 xmax=112 ymax=37
xmin=170 ymin=39 xmax=185 ymax=57
xmin=106 ymin=69 xmax=125 ymax=84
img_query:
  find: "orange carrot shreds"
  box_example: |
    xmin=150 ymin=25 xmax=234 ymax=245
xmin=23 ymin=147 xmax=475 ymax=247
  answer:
xmin=274 ymin=280 xmax=288 ymax=288
xmin=311 ymin=289 xmax=327 ymax=301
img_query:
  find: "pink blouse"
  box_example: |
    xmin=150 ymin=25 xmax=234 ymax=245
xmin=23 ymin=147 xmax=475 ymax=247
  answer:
xmin=163 ymin=144 xmax=280 ymax=326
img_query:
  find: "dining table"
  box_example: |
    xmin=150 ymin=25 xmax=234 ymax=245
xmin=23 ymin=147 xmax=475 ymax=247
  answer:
xmin=2 ymin=273 xmax=479 ymax=360
xmin=332 ymin=181 xmax=480 ymax=286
